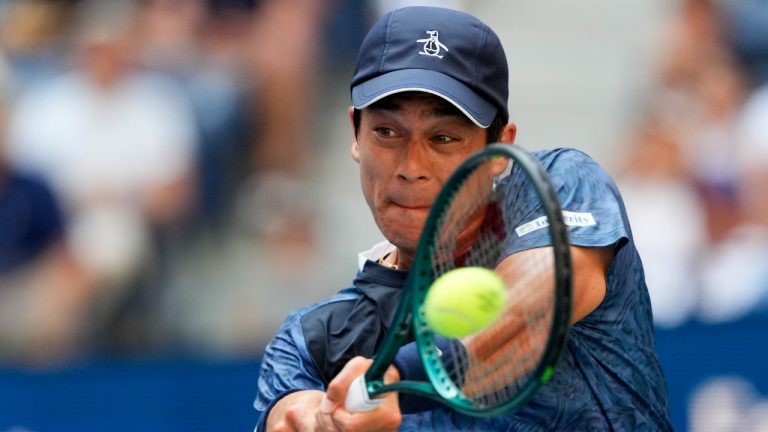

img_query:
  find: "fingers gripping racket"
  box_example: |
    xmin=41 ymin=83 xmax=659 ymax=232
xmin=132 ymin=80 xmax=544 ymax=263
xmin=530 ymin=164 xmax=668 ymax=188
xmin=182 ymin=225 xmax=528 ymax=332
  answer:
xmin=343 ymin=144 xmax=573 ymax=417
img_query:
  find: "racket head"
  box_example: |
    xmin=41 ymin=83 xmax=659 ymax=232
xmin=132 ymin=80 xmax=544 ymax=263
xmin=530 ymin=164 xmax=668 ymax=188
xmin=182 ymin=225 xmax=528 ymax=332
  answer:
xmin=407 ymin=143 xmax=572 ymax=416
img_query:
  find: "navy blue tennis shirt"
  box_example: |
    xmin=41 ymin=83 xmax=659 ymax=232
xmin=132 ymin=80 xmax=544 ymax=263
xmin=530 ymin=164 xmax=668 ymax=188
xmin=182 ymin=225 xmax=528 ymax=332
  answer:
xmin=254 ymin=148 xmax=673 ymax=431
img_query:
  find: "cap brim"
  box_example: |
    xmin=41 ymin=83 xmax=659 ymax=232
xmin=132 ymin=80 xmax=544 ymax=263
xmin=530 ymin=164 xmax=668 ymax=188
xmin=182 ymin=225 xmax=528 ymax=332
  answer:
xmin=351 ymin=69 xmax=497 ymax=128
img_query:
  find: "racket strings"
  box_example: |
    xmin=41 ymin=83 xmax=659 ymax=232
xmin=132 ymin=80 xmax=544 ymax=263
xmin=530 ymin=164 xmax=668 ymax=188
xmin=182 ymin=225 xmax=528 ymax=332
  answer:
xmin=463 ymin=255 xmax=554 ymax=405
xmin=432 ymin=170 xmax=495 ymax=275
xmin=428 ymin=158 xmax=557 ymax=409
xmin=463 ymin=252 xmax=554 ymax=407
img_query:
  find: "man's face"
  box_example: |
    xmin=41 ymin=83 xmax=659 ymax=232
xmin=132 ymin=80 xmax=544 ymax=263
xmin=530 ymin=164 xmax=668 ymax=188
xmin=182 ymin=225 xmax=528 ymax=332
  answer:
xmin=351 ymin=93 xmax=489 ymax=261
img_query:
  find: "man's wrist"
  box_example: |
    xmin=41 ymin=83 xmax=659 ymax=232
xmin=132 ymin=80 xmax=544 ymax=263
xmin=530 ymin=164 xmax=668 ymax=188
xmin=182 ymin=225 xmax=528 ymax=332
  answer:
xmin=258 ymin=389 xmax=306 ymax=432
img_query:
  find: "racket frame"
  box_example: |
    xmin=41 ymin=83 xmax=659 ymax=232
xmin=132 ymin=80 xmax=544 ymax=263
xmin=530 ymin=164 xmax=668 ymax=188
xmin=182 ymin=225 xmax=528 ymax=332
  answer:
xmin=355 ymin=144 xmax=573 ymax=416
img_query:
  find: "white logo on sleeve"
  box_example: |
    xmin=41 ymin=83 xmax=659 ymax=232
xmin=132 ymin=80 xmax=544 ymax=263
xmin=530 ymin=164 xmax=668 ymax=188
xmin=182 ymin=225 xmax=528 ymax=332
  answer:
xmin=515 ymin=215 xmax=549 ymax=237
xmin=515 ymin=211 xmax=597 ymax=237
xmin=417 ymin=31 xmax=449 ymax=58
xmin=562 ymin=211 xmax=597 ymax=227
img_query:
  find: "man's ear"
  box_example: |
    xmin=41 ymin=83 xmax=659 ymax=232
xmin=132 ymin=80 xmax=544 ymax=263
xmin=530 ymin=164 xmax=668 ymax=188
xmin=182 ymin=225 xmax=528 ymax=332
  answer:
xmin=500 ymin=123 xmax=517 ymax=144
xmin=490 ymin=123 xmax=518 ymax=176
xmin=348 ymin=106 xmax=360 ymax=162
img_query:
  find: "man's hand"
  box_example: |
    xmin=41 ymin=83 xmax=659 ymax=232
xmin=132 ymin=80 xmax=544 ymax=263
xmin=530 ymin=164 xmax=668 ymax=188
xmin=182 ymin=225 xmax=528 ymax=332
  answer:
xmin=267 ymin=390 xmax=326 ymax=432
xmin=266 ymin=357 xmax=402 ymax=432
xmin=317 ymin=356 xmax=402 ymax=432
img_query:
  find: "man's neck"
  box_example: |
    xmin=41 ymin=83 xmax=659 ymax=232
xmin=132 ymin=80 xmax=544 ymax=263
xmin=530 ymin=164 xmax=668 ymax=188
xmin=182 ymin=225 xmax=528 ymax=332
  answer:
xmin=379 ymin=249 xmax=399 ymax=269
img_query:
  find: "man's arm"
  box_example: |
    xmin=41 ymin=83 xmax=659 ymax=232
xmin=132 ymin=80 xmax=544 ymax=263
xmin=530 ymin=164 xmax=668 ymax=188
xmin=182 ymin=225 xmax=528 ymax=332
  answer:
xmin=495 ymin=244 xmax=613 ymax=326
xmin=568 ymin=244 xmax=613 ymax=323
xmin=255 ymin=314 xmax=326 ymax=432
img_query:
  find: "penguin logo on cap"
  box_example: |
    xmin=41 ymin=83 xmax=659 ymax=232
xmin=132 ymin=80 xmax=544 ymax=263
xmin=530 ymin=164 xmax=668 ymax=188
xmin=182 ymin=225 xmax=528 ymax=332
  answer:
xmin=417 ymin=31 xmax=449 ymax=59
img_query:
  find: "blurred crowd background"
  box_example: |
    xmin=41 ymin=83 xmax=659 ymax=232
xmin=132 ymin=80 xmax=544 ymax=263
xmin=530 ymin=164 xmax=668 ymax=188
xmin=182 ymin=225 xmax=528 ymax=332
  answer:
xmin=0 ymin=0 xmax=369 ymax=363
xmin=0 ymin=0 xmax=767 ymax=430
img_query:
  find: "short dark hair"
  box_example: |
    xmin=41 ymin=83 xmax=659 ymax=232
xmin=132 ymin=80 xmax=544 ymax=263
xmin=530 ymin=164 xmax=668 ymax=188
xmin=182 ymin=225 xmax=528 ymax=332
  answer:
xmin=352 ymin=108 xmax=506 ymax=144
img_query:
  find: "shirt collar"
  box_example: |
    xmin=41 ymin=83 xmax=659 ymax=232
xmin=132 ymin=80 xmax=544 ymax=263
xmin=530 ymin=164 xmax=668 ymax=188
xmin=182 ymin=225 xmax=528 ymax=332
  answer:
xmin=357 ymin=239 xmax=396 ymax=271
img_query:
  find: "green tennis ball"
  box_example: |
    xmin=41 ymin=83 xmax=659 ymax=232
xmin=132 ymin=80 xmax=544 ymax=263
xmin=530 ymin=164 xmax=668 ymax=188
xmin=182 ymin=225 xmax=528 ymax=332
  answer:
xmin=424 ymin=267 xmax=507 ymax=338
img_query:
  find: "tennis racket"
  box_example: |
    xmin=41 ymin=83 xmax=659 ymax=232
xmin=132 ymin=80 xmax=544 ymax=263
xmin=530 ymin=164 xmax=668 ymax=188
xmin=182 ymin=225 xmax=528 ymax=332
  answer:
xmin=343 ymin=143 xmax=572 ymax=417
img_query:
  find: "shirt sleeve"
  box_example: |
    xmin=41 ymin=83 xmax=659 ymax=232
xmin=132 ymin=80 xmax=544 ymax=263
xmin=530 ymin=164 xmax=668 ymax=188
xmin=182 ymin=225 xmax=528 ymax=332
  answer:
xmin=254 ymin=311 xmax=325 ymax=432
xmin=501 ymin=148 xmax=629 ymax=256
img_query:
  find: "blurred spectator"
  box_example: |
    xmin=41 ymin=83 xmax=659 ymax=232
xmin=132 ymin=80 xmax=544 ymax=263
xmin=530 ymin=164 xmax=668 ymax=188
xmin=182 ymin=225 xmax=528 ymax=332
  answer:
xmin=153 ymin=0 xmax=345 ymax=354
xmin=0 ymin=48 xmax=94 ymax=364
xmin=620 ymin=0 xmax=768 ymax=326
xmin=0 ymin=51 xmax=62 ymax=275
xmin=617 ymin=117 xmax=707 ymax=327
xmin=230 ymin=0 xmax=338 ymax=243
xmin=150 ymin=0 xmax=378 ymax=354
xmin=136 ymin=0 xmax=252 ymax=227
xmin=697 ymin=82 xmax=768 ymax=322
xmin=651 ymin=0 xmax=749 ymax=243
xmin=247 ymin=0 xmax=330 ymax=176
xmin=688 ymin=3 xmax=768 ymax=323
xmin=4 ymin=0 xmax=198 ymax=352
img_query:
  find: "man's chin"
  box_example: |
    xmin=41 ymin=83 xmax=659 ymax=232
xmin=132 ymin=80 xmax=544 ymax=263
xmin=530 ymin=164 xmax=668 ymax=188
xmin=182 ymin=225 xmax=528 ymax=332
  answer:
xmin=382 ymin=231 xmax=419 ymax=253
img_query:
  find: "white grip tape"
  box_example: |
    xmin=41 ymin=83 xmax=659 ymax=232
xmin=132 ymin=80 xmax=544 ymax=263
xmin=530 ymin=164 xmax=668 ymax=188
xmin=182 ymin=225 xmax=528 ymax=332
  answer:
xmin=344 ymin=375 xmax=384 ymax=412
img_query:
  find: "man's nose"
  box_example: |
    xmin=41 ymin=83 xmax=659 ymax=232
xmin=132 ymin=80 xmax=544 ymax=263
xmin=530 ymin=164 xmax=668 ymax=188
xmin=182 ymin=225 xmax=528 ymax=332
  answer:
xmin=397 ymin=140 xmax=430 ymax=182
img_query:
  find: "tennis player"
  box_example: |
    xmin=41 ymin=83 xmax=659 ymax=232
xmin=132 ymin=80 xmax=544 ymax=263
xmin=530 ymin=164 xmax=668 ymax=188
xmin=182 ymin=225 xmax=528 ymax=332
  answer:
xmin=254 ymin=6 xmax=672 ymax=431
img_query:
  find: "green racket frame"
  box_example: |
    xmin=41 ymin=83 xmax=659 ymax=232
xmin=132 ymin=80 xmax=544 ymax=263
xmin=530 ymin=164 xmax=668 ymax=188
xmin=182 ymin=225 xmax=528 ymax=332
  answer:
xmin=360 ymin=144 xmax=573 ymax=417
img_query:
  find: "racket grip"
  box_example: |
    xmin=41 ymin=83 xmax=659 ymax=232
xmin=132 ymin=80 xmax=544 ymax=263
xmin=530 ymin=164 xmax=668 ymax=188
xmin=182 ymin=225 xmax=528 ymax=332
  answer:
xmin=344 ymin=375 xmax=384 ymax=412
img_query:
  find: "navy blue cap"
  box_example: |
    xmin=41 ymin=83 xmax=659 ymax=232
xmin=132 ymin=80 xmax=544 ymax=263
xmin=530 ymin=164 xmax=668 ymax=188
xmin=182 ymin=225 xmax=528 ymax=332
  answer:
xmin=351 ymin=6 xmax=509 ymax=128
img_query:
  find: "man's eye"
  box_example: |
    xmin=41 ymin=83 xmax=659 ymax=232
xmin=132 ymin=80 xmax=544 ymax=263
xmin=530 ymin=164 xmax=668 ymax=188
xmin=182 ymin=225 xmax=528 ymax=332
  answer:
xmin=433 ymin=135 xmax=457 ymax=143
xmin=374 ymin=127 xmax=397 ymax=137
